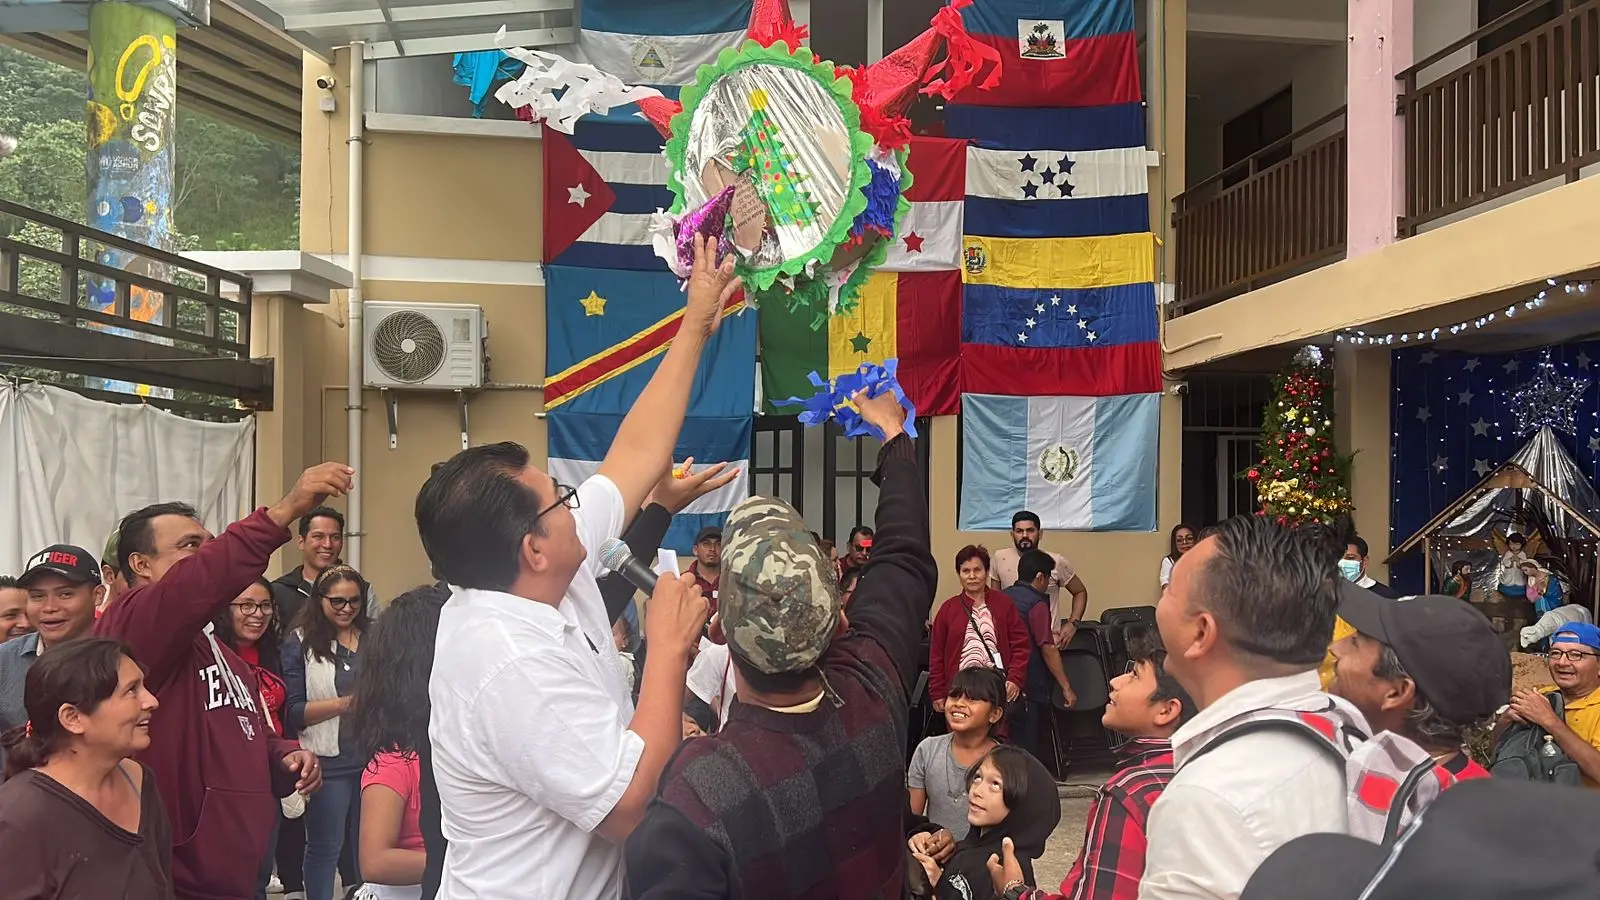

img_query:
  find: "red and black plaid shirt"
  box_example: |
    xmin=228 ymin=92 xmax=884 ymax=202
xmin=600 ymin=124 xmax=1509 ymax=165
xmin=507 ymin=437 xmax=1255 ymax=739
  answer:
xmin=1024 ymin=738 xmax=1174 ymax=900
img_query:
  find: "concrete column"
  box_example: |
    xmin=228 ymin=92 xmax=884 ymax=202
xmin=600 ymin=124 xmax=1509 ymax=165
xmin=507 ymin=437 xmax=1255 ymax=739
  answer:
xmin=1334 ymin=345 xmax=1393 ymax=577
xmin=1147 ymin=0 xmax=1186 ymax=300
xmin=1347 ymin=0 xmax=1413 ymax=257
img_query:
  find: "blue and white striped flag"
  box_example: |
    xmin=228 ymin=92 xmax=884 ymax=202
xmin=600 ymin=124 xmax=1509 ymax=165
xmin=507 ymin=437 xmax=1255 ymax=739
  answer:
xmin=957 ymin=392 xmax=1158 ymax=532
xmin=577 ymin=0 xmax=752 ymax=87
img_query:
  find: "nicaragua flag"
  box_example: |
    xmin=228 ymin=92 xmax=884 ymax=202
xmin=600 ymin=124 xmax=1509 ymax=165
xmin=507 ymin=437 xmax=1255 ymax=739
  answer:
xmin=578 ymin=0 xmax=751 ymax=87
xmin=958 ymin=392 xmax=1158 ymax=532
xmin=947 ymin=0 xmax=1141 ymax=108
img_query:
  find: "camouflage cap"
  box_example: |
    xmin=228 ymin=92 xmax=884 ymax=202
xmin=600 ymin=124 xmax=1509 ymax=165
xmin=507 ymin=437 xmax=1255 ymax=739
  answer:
xmin=719 ymin=495 xmax=840 ymax=675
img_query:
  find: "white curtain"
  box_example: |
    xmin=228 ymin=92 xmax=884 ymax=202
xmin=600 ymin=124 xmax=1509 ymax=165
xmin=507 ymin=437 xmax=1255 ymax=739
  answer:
xmin=0 ymin=383 xmax=254 ymax=576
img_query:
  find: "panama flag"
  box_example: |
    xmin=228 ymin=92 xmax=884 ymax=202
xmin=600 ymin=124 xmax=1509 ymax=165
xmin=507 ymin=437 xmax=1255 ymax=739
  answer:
xmin=544 ymin=109 xmax=758 ymax=552
xmin=578 ymin=0 xmax=752 ymax=87
xmin=958 ymin=392 xmax=1158 ymax=531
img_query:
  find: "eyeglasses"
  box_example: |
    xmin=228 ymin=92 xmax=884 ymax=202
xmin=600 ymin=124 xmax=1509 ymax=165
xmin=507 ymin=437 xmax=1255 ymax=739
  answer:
xmin=231 ymin=602 xmax=274 ymax=617
xmin=326 ymin=597 xmax=364 ymax=610
xmin=1549 ymin=648 xmax=1600 ymax=663
xmin=536 ymin=481 xmax=580 ymax=523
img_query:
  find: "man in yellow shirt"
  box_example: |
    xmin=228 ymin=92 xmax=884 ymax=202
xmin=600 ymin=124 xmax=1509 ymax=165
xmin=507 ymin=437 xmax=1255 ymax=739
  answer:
xmin=1500 ymin=622 xmax=1600 ymax=786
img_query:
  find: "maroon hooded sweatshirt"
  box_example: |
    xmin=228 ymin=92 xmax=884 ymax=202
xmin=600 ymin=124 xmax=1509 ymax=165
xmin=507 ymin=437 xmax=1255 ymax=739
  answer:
xmin=96 ymin=508 xmax=300 ymax=900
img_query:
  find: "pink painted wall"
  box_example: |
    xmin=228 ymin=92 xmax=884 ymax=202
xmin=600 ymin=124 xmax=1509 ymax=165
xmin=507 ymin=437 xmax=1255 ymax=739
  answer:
xmin=1347 ymin=0 xmax=1413 ymax=256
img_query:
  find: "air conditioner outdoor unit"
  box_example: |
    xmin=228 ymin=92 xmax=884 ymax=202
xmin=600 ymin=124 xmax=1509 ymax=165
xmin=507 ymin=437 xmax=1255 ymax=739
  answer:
xmin=362 ymin=301 xmax=486 ymax=390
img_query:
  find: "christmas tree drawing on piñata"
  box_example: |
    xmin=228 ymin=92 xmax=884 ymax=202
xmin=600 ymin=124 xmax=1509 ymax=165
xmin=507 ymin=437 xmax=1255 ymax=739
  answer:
xmin=733 ymin=88 xmax=821 ymax=230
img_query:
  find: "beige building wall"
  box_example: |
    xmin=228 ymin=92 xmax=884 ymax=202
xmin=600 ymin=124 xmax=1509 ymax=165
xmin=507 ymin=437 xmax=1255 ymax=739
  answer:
xmin=283 ymin=49 xmax=1188 ymax=615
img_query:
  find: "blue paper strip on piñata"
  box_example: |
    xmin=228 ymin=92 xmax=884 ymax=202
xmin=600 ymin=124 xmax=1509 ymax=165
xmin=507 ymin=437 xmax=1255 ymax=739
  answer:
xmin=773 ymin=360 xmax=919 ymax=441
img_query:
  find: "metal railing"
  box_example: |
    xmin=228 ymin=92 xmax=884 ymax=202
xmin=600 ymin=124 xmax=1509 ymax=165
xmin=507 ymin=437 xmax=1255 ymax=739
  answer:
xmin=1171 ymin=108 xmax=1348 ymax=314
xmin=1398 ymin=0 xmax=1600 ymax=233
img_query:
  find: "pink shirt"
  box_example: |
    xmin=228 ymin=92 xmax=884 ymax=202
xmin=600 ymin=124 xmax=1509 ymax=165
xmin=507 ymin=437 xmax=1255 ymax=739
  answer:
xmin=362 ymin=751 xmax=425 ymax=853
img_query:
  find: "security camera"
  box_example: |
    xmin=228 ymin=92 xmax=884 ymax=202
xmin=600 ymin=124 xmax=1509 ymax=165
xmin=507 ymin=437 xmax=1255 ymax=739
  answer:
xmin=316 ymin=75 xmax=337 ymax=91
xmin=1165 ymin=381 xmax=1189 ymax=396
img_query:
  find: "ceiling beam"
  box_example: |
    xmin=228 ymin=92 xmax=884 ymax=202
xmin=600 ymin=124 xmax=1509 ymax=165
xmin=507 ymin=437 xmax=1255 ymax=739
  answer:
xmin=281 ymin=0 xmax=570 ymax=31
xmin=362 ymin=25 xmax=573 ymax=59
xmin=215 ymin=0 xmax=335 ymax=62
xmin=1188 ymin=12 xmax=1345 ymax=45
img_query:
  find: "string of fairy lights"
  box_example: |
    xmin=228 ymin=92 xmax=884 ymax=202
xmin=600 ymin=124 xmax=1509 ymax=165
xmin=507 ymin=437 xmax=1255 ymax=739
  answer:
xmin=1336 ymin=278 xmax=1592 ymax=346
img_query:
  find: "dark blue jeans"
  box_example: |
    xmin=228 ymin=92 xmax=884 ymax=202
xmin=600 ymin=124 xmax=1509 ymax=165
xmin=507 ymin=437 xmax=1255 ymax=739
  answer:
xmin=304 ymin=769 xmax=362 ymax=900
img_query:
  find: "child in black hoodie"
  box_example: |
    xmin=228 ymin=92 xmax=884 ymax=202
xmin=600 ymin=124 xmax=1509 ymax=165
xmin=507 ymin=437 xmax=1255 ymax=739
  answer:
xmin=910 ymin=745 xmax=1061 ymax=899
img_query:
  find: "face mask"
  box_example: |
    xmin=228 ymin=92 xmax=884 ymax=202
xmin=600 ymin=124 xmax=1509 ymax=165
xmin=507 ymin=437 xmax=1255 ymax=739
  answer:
xmin=1338 ymin=559 xmax=1362 ymax=582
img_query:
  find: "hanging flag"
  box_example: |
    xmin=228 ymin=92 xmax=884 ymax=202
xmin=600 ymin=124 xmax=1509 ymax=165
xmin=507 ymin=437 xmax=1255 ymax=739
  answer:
xmin=759 ymin=136 xmax=964 ymax=414
xmin=578 ymin=0 xmax=752 ymax=87
xmin=544 ymin=108 xmax=758 ymax=551
xmin=543 ymin=118 xmax=672 ymax=271
xmin=946 ymin=0 xmax=1140 ymax=108
xmin=957 ymin=392 xmax=1159 ymax=531
xmin=548 ymin=413 xmax=753 ymax=552
xmin=964 ymin=145 xmax=1151 ymax=238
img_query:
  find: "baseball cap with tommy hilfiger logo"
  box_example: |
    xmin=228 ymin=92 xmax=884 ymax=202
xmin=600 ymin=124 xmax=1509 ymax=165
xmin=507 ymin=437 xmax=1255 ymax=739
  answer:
xmin=18 ymin=544 xmax=103 ymax=587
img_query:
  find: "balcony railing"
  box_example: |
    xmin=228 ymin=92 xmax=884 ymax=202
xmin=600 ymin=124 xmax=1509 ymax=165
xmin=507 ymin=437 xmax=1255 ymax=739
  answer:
xmin=0 ymin=198 xmax=268 ymax=414
xmin=1171 ymin=108 xmax=1348 ymax=314
xmin=1399 ymin=0 xmax=1600 ymax=234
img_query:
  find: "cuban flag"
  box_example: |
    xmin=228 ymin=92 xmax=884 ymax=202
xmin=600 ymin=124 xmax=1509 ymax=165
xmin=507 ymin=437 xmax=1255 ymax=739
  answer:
xmin=577 ymin=0 xmax=752 ymax=87
xmin=544 ymin=110 xmax=757 ymax=552
xmin=958 ymin=392 xmax=1158 ymax=531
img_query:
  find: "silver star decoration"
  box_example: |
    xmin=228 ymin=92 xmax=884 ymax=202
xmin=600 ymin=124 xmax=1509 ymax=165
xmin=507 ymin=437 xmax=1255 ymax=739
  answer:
xmin=1579 ymin=351 xmax=1593 ymax=369
xmin=1590 ymin=436 xmax=1600 ymax=453
xmin=1087 ymin=331 xmax=1098 ymax=342
xmin=1472 ymin=459 xmax=1492 ymax=477
xmin=1508 ymin=352 xmax=1590 ymax=436
xmin=567 ymin=183 xmax=592 ymax=206
xmin=1458 ymin=390 xmax=1475 ymax=405
xmin=1035 ymin=303 xmax=1046 ymax=315
xmin=1503 ymin=360 xmax=1520 ymax=373
xmin=1017 ymin=332 xmax=1029 ymax=344
xmin=1416 ymin=406 xmax=1433 ymax=423
xmin=1464 ymin=358 xmax=1481 ymax=372
xmin=1420 ymin=351 xmax=1439 ymax=364
xmin=1433 ymin=455 xmax=1449 ymax=472
xmin=1472 ymin=418 xmax=1491 ymax=436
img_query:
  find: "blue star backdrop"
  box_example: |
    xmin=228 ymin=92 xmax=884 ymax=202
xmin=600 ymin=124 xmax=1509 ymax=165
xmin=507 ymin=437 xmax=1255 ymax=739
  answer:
xmin=1390 ymin=341 xmax=1600 ymax=592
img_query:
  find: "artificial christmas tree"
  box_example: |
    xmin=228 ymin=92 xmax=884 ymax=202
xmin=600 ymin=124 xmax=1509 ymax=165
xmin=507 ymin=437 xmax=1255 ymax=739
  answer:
xmin=734 ymin=88 xmax=822 ymax=229
xmin=1248 ymin=346 xmax=1355 ymax=526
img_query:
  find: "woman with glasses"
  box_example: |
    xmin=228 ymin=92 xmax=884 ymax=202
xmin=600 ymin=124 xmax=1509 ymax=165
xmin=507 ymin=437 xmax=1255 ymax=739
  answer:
xmin=285 ymin=565 xmax=372 ymax=900
xmin=215 ymin=578 xmax=299 ymax=900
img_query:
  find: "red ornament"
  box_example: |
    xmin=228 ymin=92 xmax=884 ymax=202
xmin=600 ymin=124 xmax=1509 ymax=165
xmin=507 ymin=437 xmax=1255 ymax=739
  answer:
xmin=1247 ymin=468 xmax=1261 ymax=481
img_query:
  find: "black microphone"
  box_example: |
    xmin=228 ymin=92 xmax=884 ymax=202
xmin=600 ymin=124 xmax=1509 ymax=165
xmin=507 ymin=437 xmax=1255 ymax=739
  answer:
xmin=599 ymin=538 xmax=662 ymax=595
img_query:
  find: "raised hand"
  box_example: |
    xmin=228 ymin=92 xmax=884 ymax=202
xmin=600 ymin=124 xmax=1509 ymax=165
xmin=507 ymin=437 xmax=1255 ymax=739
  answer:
xmin=683 ymin=233 xmax=739 ymax=340
xmin=648 ymin=458 xmax=740 ymax=514
xmin=268 ymin=463 xmax=354 ymax=530
xmin=852 ymin=387 xmax=907 ymax=441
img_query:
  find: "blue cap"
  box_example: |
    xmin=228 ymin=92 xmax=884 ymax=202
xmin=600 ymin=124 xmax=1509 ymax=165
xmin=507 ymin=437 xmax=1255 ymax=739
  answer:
xmin=1551 ymin=622 xmax=1600 ymax=650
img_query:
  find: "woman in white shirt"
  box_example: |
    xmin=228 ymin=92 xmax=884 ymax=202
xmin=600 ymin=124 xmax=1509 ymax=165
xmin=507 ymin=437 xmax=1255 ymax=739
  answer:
xmin=1159 ymin=524 xmax=1198 ymax=588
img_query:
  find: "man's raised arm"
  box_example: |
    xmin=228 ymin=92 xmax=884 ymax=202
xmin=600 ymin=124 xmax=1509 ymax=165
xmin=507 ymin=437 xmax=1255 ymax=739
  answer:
xmin=597 ymin=235 xmax=740 ymax=515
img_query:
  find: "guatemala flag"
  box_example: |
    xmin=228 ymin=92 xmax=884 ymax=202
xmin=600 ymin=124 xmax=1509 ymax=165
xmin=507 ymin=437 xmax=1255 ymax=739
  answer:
xmin=958 ymin=392 xmax=1158 ymax=532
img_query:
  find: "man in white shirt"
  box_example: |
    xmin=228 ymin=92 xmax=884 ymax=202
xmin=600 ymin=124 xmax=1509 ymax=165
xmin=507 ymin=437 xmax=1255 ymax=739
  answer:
xmin=987 ymin=510 xmax=1088 ymax=640
xmin=1142 ymin=516 xmax=1356 ymax=900
xmin=416 ymin=236 xmax=738 ymax=900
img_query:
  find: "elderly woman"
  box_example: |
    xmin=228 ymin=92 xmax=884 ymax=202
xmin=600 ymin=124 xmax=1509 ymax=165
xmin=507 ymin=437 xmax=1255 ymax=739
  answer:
xmin=0 ymin=638 xmax=168 ymax=899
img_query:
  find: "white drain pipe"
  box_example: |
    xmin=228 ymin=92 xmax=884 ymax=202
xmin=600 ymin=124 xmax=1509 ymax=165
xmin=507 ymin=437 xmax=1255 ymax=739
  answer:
xmin=346 ymin=42 xmax=366 ymax=569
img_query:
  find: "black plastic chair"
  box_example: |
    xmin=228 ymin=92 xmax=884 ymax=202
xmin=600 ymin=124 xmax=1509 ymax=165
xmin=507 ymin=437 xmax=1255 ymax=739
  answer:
xmin=1099 ymin=606 xmax=1158 ymax=676
xmin=1043 ymin=623 xmax=1118 ymax=775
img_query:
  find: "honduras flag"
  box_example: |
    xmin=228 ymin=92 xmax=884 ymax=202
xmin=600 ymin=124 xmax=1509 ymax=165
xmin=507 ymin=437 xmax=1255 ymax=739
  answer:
xmin=544 ymin=108 xmax=757 ymax=553
xmin=957 ymin=392 xmax=1158 ymax=532
xmin=577 ymin=0 xmax=751 ymax=87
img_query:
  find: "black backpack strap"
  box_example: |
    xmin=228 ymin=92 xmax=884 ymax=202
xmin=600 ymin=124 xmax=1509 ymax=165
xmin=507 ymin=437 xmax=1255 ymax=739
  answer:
xmin=1379 ymin=758 xmax=1443 ymax=845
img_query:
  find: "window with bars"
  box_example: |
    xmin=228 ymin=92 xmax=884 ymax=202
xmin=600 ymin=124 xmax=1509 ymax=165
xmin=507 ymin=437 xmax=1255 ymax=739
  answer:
xmin=1180 ymin=373 xmax=1272 ymax=527
xmin=751 ymin=414 xmax=932 ymax=544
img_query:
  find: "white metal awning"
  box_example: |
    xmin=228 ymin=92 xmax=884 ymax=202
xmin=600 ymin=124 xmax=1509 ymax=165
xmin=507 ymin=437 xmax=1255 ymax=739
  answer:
xmin=257 ymin=0 xmax=574 ymax=60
